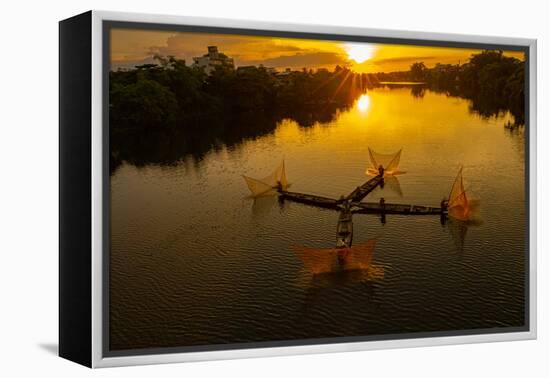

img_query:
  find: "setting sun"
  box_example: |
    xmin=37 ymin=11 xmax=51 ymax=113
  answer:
xmin=344 ymin=43 xmax=376 ymax=63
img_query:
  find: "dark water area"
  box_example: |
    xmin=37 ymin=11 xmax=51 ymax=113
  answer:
xmin=109 ymin=86 xmax=526 ymax=351
xmin=109 ymin=82 xmax=523 ymax=175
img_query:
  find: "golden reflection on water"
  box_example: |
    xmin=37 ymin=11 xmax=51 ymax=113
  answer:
xmin=356 ymin=94 xmax=371 ymax=113
xmin=110 ymin=85 xmax=526 ymax=348
xmin=269 ymin=87 xmax=520 ymax=206
xmin=270 ymin=87 xmax=520 ymax=286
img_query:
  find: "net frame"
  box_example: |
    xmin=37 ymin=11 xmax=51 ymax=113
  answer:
xmin=243 ymin=160 xmax=289 ymax=197
xmin=448 ymin=166 xmax=470 ymax=221
xmin=366 ymin=148 xmax=404 ymax=176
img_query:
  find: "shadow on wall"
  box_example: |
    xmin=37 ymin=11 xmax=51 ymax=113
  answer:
xmin=37 ymin=343 xmax=58 ymax=356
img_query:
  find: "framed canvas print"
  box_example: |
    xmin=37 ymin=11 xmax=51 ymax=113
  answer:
xmin=59 ymin=10 xmax=537 ymax=368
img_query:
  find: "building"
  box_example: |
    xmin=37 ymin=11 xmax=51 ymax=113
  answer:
xmin=274 ymin=67 xmax=294 ymax=84
xmin=262 ymin=65 xmax=278 ymax=75
xmin=236 ymin=65 xmax=257 ymax=73
xmin=192 ymin=46 xmax=234 ymax=75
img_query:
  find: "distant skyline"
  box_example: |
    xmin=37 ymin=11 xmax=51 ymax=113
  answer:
xmin=110 ymin=28 xmax=525 ymax=73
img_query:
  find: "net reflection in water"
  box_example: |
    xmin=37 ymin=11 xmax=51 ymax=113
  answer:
xmin=292 ymin=239 xmax=384 ymax=280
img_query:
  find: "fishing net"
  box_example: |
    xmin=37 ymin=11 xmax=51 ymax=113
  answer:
xmin=366 ymin=148 xmax=404 ymax=176
xmin=448 ymin=167 xmax=470 ymax=221
xmin=243 ymin=175 xmax=275 ymax=197
xmin=243 ymin=161 xmax=289 ymax=197
xmin=341 ymin=239 xmax=377 ymax=271
xmin=292 ymin=246 xmax=338 ymax=275
xmin=293 ymin=239 xmax=379 ymax=275
xmin=260 ymin=161 xmax=283 ymax=188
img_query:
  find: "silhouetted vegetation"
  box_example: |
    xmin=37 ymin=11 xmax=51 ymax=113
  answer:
xmin=111 ymin=56 xmax=374 ymax=131
xmin=110 ymin=56 xmax=376 ymax=173
xmin=109 ymin=50 xmax=525 ymax=174
xmin=387 ymin=50 xmax=525 ymax=125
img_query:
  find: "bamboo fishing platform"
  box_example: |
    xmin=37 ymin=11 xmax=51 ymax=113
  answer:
xmin=244 ymin=153 xmax=459 ymax=253
xmin=352 ymin=202 xmax=442 ymax=215
xmin=278 ymin=191 xmax=342 ymax=210
xmin=278 ymin=174 xmax=443 ymax=215
xmin=346 ymin=175 xmax=384 ymax=202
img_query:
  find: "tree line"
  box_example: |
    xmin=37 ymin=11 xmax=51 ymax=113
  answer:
xmin=109 ymin=50 xmax=525 ymax=173
xmin=377 ymin=50 xmax=525 ymax=125
xmin=110 ymin=56 xmax=377 ymax=131
xmin=109 ymin=56 xmax=382 ymax=173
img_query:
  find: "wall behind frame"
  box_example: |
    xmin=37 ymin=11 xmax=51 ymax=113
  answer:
xmin=1 ymin=1 xmax=538 ymax=376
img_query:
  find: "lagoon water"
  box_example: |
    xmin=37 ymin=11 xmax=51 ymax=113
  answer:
xmin=110 ymin=86 xmax=526 ymax=351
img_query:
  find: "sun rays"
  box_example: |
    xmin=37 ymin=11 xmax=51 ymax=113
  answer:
xmin=343 ymin=43 xmax=377 ymax=64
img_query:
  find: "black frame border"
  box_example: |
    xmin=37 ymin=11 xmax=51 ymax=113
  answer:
xmin=59 ymin=11 xmax=93 ymax=367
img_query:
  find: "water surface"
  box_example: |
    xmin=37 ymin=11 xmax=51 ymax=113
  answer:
xmin=110 ymin=86 xmax=526 ymax=351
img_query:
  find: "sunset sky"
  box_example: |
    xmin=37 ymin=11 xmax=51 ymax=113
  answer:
xmin=111 ymin=28 xmax=524 ymax=73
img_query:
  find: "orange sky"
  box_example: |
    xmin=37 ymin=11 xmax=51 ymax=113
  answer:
xmin=110 ymin=28 xmax=524 ymax=73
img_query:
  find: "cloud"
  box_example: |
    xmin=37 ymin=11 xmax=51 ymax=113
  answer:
xmin=111 ymin=29 xmax=349 ymax=70
xmin=372 ymin=55 xmax=436 ymax=65
xmin=248 ymin=51 xmax=347 ymax=69
xmin=111 ymin=56 xmax=158 ymax=71
xmin=110 ymin=28 xmax=523 ymax=73
xmin=148 ymin=33 xmax=333 ymax=67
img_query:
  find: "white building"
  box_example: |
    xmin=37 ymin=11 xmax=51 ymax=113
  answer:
xmin=192 ymin=46 xmax=234 ymax=75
